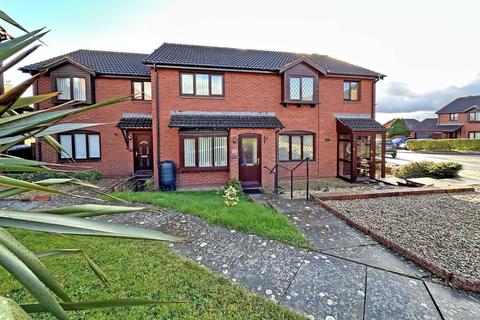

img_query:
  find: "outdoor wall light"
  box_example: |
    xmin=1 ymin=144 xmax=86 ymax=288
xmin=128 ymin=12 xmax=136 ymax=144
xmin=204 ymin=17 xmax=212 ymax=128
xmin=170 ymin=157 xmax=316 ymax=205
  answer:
xmin=232 ymin=136 xmax=238 ymax=143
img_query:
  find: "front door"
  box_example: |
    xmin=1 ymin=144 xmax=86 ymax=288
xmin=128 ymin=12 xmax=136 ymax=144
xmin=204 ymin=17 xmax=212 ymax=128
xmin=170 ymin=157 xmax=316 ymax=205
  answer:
xmin=133 ymin=133 xmax=153 ymax=173
xmin=239 ymin=134 xmax=261 ymax=188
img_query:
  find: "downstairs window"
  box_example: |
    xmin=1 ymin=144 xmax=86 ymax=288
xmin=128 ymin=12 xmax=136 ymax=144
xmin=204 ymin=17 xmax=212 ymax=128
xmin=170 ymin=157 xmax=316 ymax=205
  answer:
xmin=181 ymin=134 xmax=228 ymax=169
xmin=278 ymin=133 xmax=314 ymax=161
xmin=59 ymin=132 xmax=100 ymax=160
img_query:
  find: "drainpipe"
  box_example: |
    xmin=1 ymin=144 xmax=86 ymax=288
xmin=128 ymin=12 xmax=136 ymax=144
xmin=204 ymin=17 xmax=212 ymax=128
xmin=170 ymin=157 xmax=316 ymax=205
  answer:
xmin=274 ymin=128 xmax=280 ymax=193
xmin=154 ymin=63 xmax=161 ymax=188
xmin=372 ymin=78 xmax=380 ymax=119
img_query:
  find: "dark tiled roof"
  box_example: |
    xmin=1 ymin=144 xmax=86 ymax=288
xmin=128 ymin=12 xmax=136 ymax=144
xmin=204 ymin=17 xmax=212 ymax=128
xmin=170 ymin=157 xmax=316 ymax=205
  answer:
xmin=411 ymin=118 xmax=438 ymax=131
xmin=436 ymin=95 xmax=480 ymax=114
xmin=404 ymin=118 xmax=420 ymax=128
xmin=20 ymin=50 xmax=150 ymax=76
xmin=169 ymin=111 xmax=284 ymax=129
xmin=144 ymin=43 xmax=384 ymax=78
xmin=116 ymin=113 xmax=152 ymax=129
xmin=432 ymin=124 xmax=463 ymax=132
xmin=337 ymin=116 xmax=387 ymax=132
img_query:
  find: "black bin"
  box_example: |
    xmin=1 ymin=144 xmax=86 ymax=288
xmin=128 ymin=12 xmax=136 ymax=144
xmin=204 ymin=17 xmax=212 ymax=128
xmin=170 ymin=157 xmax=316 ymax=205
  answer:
xmin=159 ymin=161 xmax=176 ymax=191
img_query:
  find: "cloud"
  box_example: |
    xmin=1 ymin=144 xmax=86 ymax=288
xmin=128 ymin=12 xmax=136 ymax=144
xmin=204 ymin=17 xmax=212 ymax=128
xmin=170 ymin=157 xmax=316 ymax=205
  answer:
xmin=376 ymin=76 xmax=480 ymax=113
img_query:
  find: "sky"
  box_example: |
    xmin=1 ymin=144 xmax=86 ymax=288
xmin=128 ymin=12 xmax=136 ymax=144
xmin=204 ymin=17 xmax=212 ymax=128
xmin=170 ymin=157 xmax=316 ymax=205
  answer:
xmin=3 ymin=0 xmax=480 ymax=123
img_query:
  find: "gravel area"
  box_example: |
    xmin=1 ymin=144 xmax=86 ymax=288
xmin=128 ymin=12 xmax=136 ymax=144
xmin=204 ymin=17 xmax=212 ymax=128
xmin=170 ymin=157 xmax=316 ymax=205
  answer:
xmin=324 ymin=192 xmax=480 ymax=281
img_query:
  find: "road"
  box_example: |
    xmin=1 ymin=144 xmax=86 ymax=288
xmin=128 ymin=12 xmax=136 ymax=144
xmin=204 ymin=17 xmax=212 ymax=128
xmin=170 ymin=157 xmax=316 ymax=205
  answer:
xmin=387 ymin=150 xmax=480 ymax=172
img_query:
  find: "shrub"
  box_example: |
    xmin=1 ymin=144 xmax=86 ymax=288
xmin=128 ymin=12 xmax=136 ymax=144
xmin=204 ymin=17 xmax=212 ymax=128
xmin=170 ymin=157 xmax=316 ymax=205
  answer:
xmin=392 ymin=161 xmax=462 ymax=179
xmin=218 ymin=179 xmax=241 ymax=206
xmin=388 ymin=118 xmax=411 ymax=138
xmin=5 ymin=170 xmax=102 ymax=183
xmin=223 ymin=178 xmax=241 ymax=191
xmin=406 ymin=139 xmax=480 ymax=152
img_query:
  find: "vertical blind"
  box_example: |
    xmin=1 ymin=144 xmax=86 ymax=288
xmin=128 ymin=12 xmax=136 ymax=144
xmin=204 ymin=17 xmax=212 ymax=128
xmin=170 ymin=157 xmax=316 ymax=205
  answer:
xmin=60 ymin=133 xmax=100 ymax=160
xmin=59 ymin=135 xmax=72 ymax=158
xmin=73 ymin=78 xmax=86 ymax=101
xmin=56 ymin=78 xmax=71 ymax=100
xmin=181 ymin=74 xmax=194 ymax=94
xmin=88 ymin=135 xmax=101 ymax=158
xmin=74 ymin=134 xmax=87 ymax=159
xmin=184 ymin=138 xmax=196 ymax=167
xmin=198 ymin=137 xmax=212 ymax=167
xmin=211 ymin=75 xmax=223 ymax=95
xmin=195 ymin=74 xmax=209 ymax=95
xmin=214 ymin=137 xmax=227 ymax=166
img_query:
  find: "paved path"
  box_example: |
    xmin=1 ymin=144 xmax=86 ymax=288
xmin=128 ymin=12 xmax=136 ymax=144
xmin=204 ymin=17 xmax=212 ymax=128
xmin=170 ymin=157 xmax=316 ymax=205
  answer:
xmin=4 ymin=198 xmax=480 ymax=319
xmin=388 ymin=150 xmax=480 ymax=172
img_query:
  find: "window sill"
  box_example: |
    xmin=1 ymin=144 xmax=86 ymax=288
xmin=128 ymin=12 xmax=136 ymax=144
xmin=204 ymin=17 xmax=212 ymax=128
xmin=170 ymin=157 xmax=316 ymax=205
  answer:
xmin=58 ymin=158 xmax=101 ymax=163
xmin=180 ymin=95 xmax=225 ymax=100
xmin=279 ymin=160 xmax=315 ymax=163
xmin=343 ymin=100 xmax=361 ymax=104
xmin=282 ymin=100 xmax=319 ymax=105
xmin=179 ymin=166 xmax=229 ymax=173
xmin=53 ymin=100 xmax=89 ymax=106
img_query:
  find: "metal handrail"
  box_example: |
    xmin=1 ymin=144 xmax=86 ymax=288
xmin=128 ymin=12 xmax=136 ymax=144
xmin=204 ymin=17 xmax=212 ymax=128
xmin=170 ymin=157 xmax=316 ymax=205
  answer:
xmin=264 ymin=157 xmax=310 ymax=200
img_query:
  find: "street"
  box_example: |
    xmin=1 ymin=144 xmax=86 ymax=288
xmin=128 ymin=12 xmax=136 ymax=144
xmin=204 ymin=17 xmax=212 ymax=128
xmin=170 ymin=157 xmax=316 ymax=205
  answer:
xmin=387 ymin=150 xmax=480 ymax=172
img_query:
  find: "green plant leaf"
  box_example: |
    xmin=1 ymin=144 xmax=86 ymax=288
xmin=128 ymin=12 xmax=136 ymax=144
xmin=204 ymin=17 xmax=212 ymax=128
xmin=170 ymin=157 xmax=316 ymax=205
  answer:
xmin=0 ymin=175 xmax=73 ymax=196
xmin=0 ymin=44 xmax=40 ymax=74
xmin=0 ymin=210 xmax=178 ymax=241
xmin=0 ymin=10 xmax=46 ymax=45
xmin=0 ymin=73 xmax=45 ymax=116
xmin=34 ymin=204 xmax=146 ymax=217
xmin=21 ymin=298 xmax=183 ymax=313
xmin=0 ymin=242 xmax=69 ymax=320
xmin=0 ymin=228 xmax=72 ymax=302
xmin=10 ymin=92 xmax=60 ymax=110
xmin=0 ymin=29 xmax=49 ymax=62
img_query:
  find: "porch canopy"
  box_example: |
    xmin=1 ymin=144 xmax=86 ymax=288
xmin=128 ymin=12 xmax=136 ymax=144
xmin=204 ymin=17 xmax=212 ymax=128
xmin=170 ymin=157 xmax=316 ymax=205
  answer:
xmin=116 ymin=113 xmax=152 ymax=145
xmin=336 ymin=115 xmax=387 ymax=182
xmin=168 ymin=111 xmax=284 ymax=129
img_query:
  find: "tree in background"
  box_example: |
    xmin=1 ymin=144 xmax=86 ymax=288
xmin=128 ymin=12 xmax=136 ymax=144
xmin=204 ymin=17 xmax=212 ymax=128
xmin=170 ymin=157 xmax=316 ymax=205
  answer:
xmin=387 ymin=118 xmax=410 ymax=138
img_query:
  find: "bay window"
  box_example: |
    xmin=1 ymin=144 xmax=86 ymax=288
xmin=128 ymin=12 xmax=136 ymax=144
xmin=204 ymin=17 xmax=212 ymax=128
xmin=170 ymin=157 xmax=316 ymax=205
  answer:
xmin=56 ymin=77 xmax=86 ymax=101
xmin=278 ymin=133 xmax=314 ymax=161
xmin=181 ymin=134 xmax=228 ymax=169
xmin=180 ymin=73 xmax=224 ymax=97
xmin=59 ymin=132 xmax=100 ymax=160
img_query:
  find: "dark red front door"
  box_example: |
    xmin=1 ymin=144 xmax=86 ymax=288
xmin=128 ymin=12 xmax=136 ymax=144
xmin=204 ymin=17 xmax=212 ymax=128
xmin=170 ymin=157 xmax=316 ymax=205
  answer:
xmin=239 ymin=134 xmax=261 ymax=188
xmin=133 ymin=133 xmax=153 ymax=172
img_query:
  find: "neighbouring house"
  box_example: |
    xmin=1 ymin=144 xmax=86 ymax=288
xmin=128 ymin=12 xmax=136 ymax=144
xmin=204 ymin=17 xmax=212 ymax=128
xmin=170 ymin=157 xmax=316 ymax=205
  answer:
xmin=20 ymin=43 xmax=386 ymax=190
xmin=411 ymin=95 xmax=480 ymax=139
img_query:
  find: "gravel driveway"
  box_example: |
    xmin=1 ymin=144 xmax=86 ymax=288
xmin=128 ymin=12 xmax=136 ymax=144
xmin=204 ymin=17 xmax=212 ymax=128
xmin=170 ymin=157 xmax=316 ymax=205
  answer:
xmin=324 ymin=192 xmax=480 ymax=282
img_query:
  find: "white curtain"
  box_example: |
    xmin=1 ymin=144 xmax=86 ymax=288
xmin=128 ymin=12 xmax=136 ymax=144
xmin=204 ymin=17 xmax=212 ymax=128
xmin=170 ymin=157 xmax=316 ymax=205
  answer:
xmin=211 ymin=75 xmax=223 ymax=95
xmin=214 ymin=136 xmax=227 ymax=166
xmin=181 ymin=74 xmax=194 ymax=94
xmin=56 ymin=78 xmax=71 ymax=100
xmin=74 ymin=134 xmax=87 ymax=159
xmin=73 ymin=78 xmax=86 ymax=101
xmin=59 ymin=134 xmax=72 ymax=158
xmin=184 ymin=138 xmax=196 ymax=167
xmin=144 ymin=82 xmax=152 ymax=100
xmin=198 ymin=137 xmax=212 ymax=167
xmin=88 ymin=134 xmax=100 ymax=158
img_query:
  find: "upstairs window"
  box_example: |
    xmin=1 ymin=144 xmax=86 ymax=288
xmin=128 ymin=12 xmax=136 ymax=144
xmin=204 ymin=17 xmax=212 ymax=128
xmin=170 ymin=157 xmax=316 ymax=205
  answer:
xmin=56 ymin=77 xmax=86 ymax=101
xmin=278 ymin=133 xmax=314 ymax=161
xmin=180 ymin=73 xmax=224 ymax=97
xmin=469 ymin=112 xmax=480 ymax=122
xmin=449 ymin=113 xmax=458 ymax=121
xmin=344 ymin=81 xmax=360 ymax=101
xmin=59 ymin=132 xmax=100 ymax=160
xmin=132 ymin=81 xmax=152 ymax=100
xmin=289 ymin=76 xmax=314 ymax=101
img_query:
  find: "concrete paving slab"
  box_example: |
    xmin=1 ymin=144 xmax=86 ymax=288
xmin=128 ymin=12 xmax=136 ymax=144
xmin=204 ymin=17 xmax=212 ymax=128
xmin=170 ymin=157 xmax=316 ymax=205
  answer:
xmin=425 ymin=281 xmax=480 ymax=320
xmin=364 ymin=268 xmax=441 ymax=320
xmin=325 ymin=244 xmax=429 ymax=278
xmin=281 ymin=252 xmax=366 ymax=320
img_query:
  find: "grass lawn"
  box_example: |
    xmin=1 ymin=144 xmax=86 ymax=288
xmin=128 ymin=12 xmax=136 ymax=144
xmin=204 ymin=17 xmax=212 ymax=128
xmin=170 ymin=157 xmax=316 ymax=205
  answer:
xmin=0 ymin=229 xmax=305 ymax=320
xmin=113 ymin=191 xmax=310 ymax=248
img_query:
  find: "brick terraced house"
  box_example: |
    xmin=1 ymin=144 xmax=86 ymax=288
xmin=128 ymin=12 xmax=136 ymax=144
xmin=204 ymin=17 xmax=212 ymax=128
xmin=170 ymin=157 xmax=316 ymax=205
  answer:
xmin=412 ymin=95 xmax=480 ymax=139
xmin=21 ymin=43 xmax=387 ymax=190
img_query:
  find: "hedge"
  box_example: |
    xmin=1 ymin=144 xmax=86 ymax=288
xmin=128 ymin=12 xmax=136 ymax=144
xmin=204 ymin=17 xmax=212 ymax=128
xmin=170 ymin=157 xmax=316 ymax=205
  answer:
xmin=5 ymin=170 xmax=102 ymax=183
xmin=392 ymin=161 xmax=462 ymax=179
xmin=406 ymin=139 xmax=480 ymax=152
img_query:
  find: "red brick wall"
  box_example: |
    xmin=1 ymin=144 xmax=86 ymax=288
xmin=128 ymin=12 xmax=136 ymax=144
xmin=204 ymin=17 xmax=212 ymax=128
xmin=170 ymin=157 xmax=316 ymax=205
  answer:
xmin=438 ymin=113 xmax=480 ymax=138
xmin=35 ymin=75 xmax=151 ymax=177
xmin=152 ymin=67 xmax=374 ymax=189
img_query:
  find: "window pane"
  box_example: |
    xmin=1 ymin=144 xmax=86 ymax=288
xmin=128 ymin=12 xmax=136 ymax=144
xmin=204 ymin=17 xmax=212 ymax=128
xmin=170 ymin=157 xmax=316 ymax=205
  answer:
xmin=57 ymin=78 xmax=71 ymax=100
xmin=301 ymin=77 xmax=314 ymax=101
xmin=133 ymin=82 xmax=142 ymax=99
xmin=184 ymin=138 xmax=196 ymax=167
xmin=88 ymin=134 xmax=100 ymax=158
xmin=343 ymin=82 xmax=351 ymax=100
xmin=211 ymin=75 xmax=223 ymax=95
xmin=278 ymin=135 xmax=290 ymax=161
xmin=144 ymin=82 xmax=152 ymax=100
xmin=303 ymin=135 xmax=313 ymax=159
xmin=375 ymin=134 xmax=383 ymax=161
xmin=241 ymin=138 xmax=257 ymax=165
xmin=338 ymin=141 xmax=352 ymax=161
xmin=291 ymin=136 xmax=301 ymax=160
xmin=59 ymin=134 xmax=72 ymax=159
xmin=72 ymin=78 xmax=86 ymax=101
xmin=195 ymin=74 xmax=209 ymax=95
xmin=74 ymin=134 xmax=87 ymax=159
xmin=181 ymin=74 xmax=194 ymax=94
xmin=290 ymin=78 xmax=300 ymax=100
xmin=350 ymin=82 xmax=359 ymax=100
xmin=198 ymin=137 xmax=212 ymax=167
xmin=214 ymin=136 xmax=227 ymax=167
